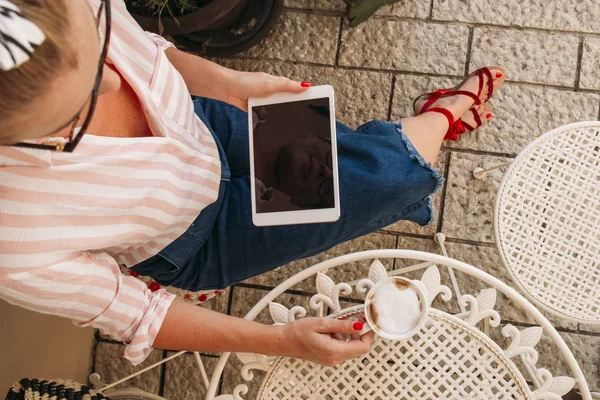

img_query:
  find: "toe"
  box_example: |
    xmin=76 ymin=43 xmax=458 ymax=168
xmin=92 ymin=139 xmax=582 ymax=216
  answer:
xmin=489 ymin=67 xmax=506 ymax=94
xmin=480 ymin=103 xmax=493 ymax=124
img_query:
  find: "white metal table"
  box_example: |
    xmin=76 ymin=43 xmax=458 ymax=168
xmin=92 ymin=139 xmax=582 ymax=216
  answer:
xmin=494 ymin=121 xmax=600 ymax=324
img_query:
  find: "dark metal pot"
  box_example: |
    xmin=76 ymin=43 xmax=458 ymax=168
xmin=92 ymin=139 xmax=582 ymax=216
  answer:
xmin=173 ymin=0 xmax=284 ymax=57
xmin=130 ymin=0 xmax=248 ymax=36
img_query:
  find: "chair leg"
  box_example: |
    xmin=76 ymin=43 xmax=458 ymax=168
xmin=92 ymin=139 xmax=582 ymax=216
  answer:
xmin=473 ymin=161 xmax=513 ymax=180
xmin=93 ymin=351 xmax=187 ymax=393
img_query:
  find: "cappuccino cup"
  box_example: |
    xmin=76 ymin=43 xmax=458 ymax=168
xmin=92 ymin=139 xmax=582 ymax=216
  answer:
xmin=359 ymin=276 xmax=428 ymax=340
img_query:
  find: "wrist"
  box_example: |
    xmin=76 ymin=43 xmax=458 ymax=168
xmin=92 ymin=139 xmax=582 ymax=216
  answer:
xmin=219 ymin=67 xmax=239 ymax=105
xmin=265 ymin=324 xmax=289 ymax=357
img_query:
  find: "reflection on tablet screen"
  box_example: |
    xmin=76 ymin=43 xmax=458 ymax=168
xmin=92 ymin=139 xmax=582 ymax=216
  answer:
xmin=251 ymin=97 xmax=335 ymax=213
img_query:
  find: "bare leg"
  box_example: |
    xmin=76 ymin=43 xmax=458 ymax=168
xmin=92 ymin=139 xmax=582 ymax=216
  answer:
xmin=401 ymin=104 xmax=491 ymax=165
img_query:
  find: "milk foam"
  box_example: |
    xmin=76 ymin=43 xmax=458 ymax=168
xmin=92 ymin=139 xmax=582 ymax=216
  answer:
xmin=373 ymin=281 xmax=421 ymax=335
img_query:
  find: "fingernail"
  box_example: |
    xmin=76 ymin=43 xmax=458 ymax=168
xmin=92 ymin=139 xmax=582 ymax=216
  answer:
xmin=486 ymin=112 xmax=493 ymax=119
xmin=495 ymin=72 xmax=503 ymax=78
xmin=301 ymin=81 xmax=311 ymax=87
xmin=353 ymin=322 xmax=364 ymax=331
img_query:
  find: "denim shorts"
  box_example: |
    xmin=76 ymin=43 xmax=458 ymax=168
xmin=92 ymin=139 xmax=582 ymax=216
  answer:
xmin=131 ymin=97 xmax=443 ymax=290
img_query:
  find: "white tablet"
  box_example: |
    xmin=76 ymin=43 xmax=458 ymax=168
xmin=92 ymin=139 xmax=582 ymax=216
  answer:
xmin=248 ymin=85 xmax=340 ymax=227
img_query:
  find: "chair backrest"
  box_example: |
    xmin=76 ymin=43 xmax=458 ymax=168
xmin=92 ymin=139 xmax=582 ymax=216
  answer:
xmin=208 ymin=251 xmax=592 ymax=400
xmin=258 ymin=309 xmax=529 ymax=399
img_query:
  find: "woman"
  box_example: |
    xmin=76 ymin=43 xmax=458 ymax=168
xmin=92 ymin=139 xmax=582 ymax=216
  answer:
xmin=0 ymin=0 xmax=504 ymax=366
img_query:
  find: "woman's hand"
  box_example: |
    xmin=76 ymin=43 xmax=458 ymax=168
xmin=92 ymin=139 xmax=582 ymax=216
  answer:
xmin=226 ymin=71 xmax=311 ymax=111
xmin=275 ymin=317 xmax=375 ymax=366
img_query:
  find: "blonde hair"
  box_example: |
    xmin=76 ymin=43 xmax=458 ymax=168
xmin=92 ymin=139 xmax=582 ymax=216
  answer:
xmin=0 ymin=0 xmax=77 ymax=132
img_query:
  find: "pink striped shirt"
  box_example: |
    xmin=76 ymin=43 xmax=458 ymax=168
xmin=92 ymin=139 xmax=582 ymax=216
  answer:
xmin=0 ymin=0 xmax=221 ymax=364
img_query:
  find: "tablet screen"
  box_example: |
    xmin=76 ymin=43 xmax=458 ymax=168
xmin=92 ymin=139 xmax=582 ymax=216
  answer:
xmin=251 ymin=97 xmax=335 ymax=214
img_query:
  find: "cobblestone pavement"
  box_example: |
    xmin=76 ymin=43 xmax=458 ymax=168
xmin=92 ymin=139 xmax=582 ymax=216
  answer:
xmin=93 ymin=1 xmax=600 ymax=397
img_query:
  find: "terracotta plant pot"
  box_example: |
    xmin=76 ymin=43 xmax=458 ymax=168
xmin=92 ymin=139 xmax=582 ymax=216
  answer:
xmin=130 ymin=0 xmax=248 ymax=36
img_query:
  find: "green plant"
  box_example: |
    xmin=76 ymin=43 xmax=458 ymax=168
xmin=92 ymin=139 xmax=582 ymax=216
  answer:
xmin=137 ymin=0 xmax=198 ymax=17
xmin=125 ymin=0 xmax=201 ymax=34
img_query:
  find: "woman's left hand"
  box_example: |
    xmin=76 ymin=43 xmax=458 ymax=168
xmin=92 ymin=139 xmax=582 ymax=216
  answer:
xmin=226 ymin=71 xmax=311 ymax=111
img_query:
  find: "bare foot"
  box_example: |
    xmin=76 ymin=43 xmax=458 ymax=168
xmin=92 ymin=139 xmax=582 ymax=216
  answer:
xmin=460 ymin=103 xmax=493 ymax=130
xmin=413 ymin=67 xmax=505 ymax=122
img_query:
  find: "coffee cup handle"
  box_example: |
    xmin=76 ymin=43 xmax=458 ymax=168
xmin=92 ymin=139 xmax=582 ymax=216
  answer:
xmin=358 ymin=323 xmax=373 ymax=337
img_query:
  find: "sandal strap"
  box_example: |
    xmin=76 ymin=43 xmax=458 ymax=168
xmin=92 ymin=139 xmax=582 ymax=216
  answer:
xmin=478 ymin=67 xmax=494 ymax=102
xmin=419 ymin=89 xmax=481 ymax=114
xmin=462 ymin=108 xmax=482 ymax=132
xmin=421 ymin=107 xmax=455 ymax=127
xmin=462 ymin=120 xmax=475 ymax=132
xmin=476 ymin=69 xmax=484 ymax=100
xmin=472 ymin=107 xmax=483 ymax=128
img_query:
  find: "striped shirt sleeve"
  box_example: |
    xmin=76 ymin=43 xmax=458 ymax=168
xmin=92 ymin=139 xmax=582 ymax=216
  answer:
xmin=0 ymin=249 xmax=175 ymax=365
xmin=145 ymin=31 xmax=176 ymax=52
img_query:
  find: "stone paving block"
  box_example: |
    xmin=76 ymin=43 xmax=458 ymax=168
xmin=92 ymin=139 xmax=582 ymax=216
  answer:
xmin=580 ymin=37 xmax=600 ymax=91
xmin=432 ymin=0 xmax=600 ymax=35
xmin=214 ymin=58 xmax=391 ymax=126
xmin=339 ymin=19 xmax=469 ymax=75
xmin=442 ymin=152 xmax=512 ymax=243
xmin=578 ymin=323 xmax=600 ymax=335
xmin=384 ymin=150 xmax=448 ymax=235
xmin=285 ymin=0 xmax=345 ymax=11
xmin=444 ymin=83 xmax=600 ymax=154
xmin=163 ymin=353 xmax=218 ymax=400
xmin=578 ymin=323 xmax=600 ymax=334
xmin=243 ymin=12 xmax=340 ymax=65
xmin=375 ymin=0 xmax=431 ymax=18
xmin=244 ymin=233 xmax=397 ymax=299
xmin=493 ymin=327 xmax=600 ymax=393
xmin=93 ymin=342 xmax=162 ymax=393
xmin=470 ymin=28 xmax=580 ymax=87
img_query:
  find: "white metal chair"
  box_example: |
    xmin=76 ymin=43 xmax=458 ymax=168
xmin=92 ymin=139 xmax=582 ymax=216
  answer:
xmin=206 ymin=250 xmax=594 ymax=399
xmin=473 ymin=121 xmax=600 ymax=324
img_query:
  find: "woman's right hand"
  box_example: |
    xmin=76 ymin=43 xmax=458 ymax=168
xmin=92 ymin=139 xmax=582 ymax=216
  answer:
xmin=275 ymin=317 xmax=375 ymax=366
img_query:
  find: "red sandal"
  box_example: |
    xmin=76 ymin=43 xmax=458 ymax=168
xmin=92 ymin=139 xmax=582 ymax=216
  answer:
xmin=413 ymin=66 xmax=505 ymax=141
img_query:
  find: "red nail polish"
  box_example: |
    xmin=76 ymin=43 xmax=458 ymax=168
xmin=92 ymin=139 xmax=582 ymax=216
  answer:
xmin=486 ymin=112 xmax=493 ymax=119
xmin=353 ymin=322 xmax=364 ymax=331
xmin=495 ymin=72 xmax=503 ymax=78
xmin=300 ymin=81 xmax=311 ymax=87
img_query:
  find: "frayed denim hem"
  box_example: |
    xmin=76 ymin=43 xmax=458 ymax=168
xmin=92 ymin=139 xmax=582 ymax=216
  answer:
xmin=395 ymin=122 xmax=445 ymax=226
